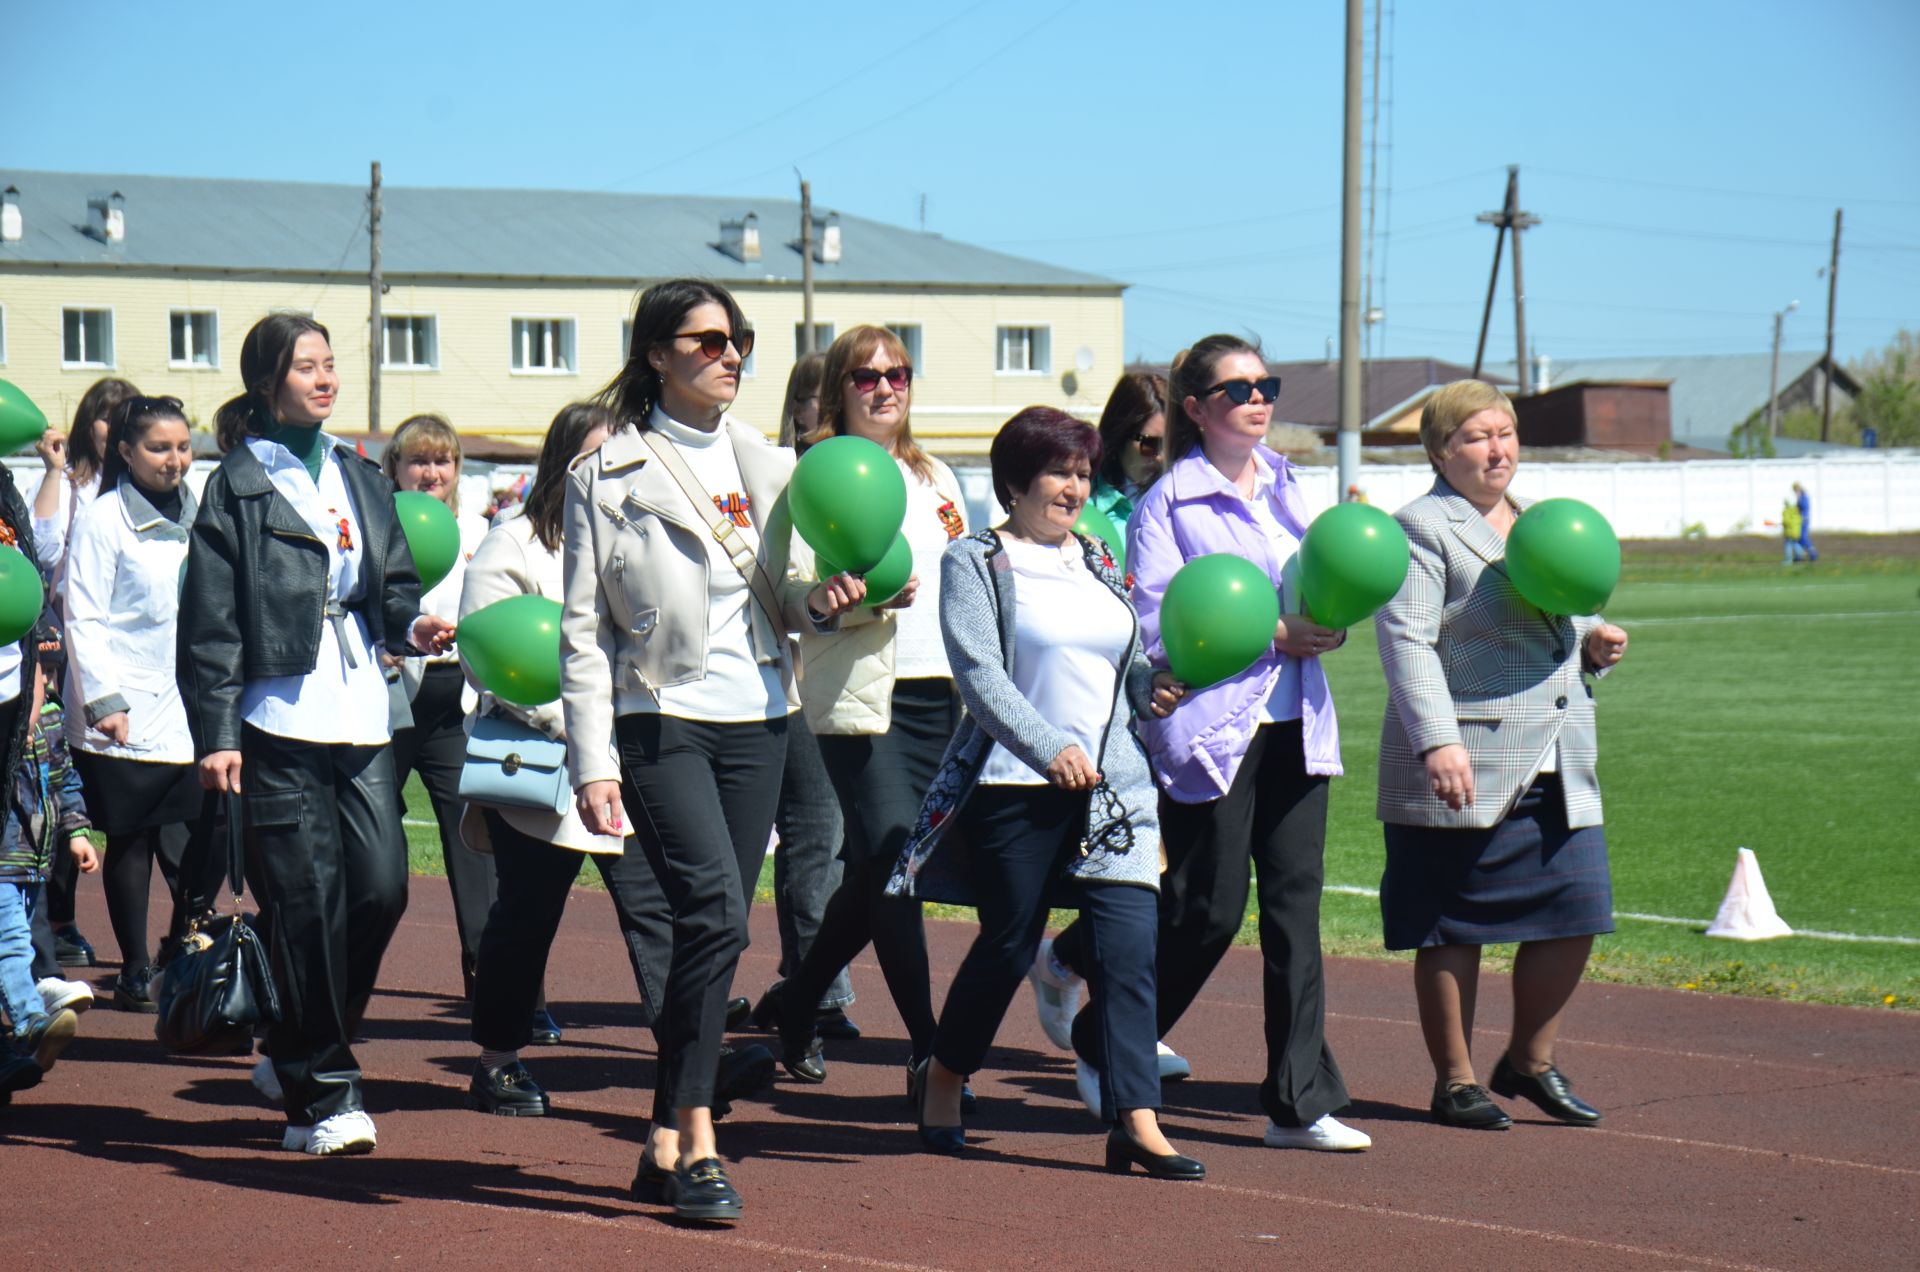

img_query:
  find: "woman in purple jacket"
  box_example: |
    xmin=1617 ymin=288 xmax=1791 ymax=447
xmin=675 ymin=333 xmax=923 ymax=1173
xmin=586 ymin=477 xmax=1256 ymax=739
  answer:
xmin=1047 ymin=335 xmax=1370 ymax=1153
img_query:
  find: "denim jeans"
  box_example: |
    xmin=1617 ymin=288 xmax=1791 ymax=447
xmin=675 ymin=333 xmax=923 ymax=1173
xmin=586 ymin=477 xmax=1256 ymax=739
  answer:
xmin=1 ymin=880 xmax=48 ymax=1040
xmin=773 ymin=722 xmax=853 ymax=1009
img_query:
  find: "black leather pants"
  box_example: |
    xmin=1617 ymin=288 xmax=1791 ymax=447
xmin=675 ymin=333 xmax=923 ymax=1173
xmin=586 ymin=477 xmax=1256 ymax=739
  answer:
xmin=242 ymin=724 xmax=408 ymax=1127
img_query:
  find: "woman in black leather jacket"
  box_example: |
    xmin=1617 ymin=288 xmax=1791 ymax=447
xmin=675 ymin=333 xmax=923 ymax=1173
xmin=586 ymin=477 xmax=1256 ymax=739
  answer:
xmin=177 ymin=313 xmax=454 ymax=1157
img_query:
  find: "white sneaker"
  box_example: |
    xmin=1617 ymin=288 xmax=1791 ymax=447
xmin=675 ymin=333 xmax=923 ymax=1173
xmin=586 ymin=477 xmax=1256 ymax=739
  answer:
xmin=1028 ymin=938 xmax=1083 ymax=1052
xmin=1156 ymin=1040 xmax=1191 ymax=1082
xmin=251 ymin=1056 xmax=284 ymax=1104
xmin=1263 ymin=1114 xmax=1372 ymax=1152
xmin=37 ymin=977 xmax=94 ymax=1015
xmin=1074 ymin=1057 xmax=1104 ymax=1118
xmin=283 ymin=1109 xmax=378 ymax=1156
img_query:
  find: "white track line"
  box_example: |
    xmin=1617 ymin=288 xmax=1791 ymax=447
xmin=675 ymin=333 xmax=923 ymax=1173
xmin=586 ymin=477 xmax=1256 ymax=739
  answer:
xmin=1326 ymin=884 xmax=1920 ymax=946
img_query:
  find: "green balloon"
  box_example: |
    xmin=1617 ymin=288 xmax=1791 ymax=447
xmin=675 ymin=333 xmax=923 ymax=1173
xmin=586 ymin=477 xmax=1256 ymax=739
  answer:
xmin=1159 ymin=553 xmax=1281 ymax=690
xmin=0 ymin=378 xmax=50 ymax=454
xmin=789 ymin=435 xmax=906 ymax=574
xmin=394 ymin=491 xmax=460 ymax=592
xmin=1299 ymin=503 xmax=1411 ymax=628
xmin=0 ymin=545 xmax=45 ymax=645
xmin=1505 ymin=498 xmax=1621 ymax=616
xmin=1074 ymin=503 xmax=1127 ymax=574
xmin=459 ymin=594 xmax=563 ymax=706
xmin=820 ymin=531 xmax=913 ymax=608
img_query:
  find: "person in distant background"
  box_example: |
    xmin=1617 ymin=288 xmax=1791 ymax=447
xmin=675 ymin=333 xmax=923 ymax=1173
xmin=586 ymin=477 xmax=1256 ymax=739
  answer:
xmin=1792 ymin=482 xmax=1818 ymax=562
xmin=1779 ymin=496 xmax=1805 ymax=564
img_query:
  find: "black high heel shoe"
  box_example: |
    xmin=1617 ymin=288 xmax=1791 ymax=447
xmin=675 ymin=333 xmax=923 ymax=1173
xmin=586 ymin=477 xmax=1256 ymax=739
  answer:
xmin=910 ymin=1057 xmax=965 ymax=1155
xmin=906 ymin=1061 xmax=976 ymax=1114
xmin=1489 ymin=1055 xmax=1602 ymax=1124
xmin=1104 ymin=1125 xmax=1205 ymax=1180
xmin=753 ymin=983 xmax=826 ymax=1084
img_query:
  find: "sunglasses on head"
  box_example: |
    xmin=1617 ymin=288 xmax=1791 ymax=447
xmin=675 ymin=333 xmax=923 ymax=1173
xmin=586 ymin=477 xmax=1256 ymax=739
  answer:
xmin=1204 ymin=376 xmax=1281 ymax=406
xmin=1133 ymin=433 xmax=1164 ymax=458
xmin=675 ymin=328 xmax=754 ymax=360
xmin=849 ymin=366 xmax=912 ymax=393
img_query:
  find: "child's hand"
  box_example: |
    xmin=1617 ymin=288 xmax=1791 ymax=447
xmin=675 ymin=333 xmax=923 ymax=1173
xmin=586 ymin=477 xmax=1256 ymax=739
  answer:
xmin=69 ymin=835 xmax=99 ymax=873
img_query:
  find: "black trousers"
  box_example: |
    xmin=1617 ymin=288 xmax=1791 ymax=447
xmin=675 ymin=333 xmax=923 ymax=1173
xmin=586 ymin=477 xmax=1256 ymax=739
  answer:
xmin=771 ymin=720 xmax=852 ymax=1009
xmin=782 ymin=679 xmax=953 ymax=1060
xmin=391 ymin=663 xmax=495 ymax=997
xmin=934 ymin=786 xmax=1162 ymax=1115
xmin=470 ymin=809 xmax=673 ymax=1052
xmin=242 ymin=725 xmax=408 ymax=1127
xmin=615 ymin=712 xmax=785 ymax=1114
xmin=44 ymin=834 xmax=79 ymax=927
xmin=1054 ymin=720 xmax=1349 ymax=1127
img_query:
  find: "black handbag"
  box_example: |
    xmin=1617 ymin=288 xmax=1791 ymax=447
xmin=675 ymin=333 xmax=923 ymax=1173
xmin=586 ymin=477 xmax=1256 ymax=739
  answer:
xmin=154 ymin=795 xmax=282 ymax=1054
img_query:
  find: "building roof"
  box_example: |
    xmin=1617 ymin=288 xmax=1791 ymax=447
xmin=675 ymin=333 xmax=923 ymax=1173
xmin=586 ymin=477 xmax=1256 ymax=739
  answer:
xmin=1124 ymin=356 xmax=1510 ymax=430
xmin=0 ymin=169 xmax=1122 ymax=291
xmin=1487 ymin=352 xmax=1859 ymax=446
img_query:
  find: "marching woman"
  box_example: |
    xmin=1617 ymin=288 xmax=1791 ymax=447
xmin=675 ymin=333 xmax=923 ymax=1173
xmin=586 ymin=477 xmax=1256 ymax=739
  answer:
xmin=63 ymin=394 xmax=222 ymax=1011
xmin=382 ymin=415 xmax=508 ymax=1015
xmin=758 ymin=325 xmax=967 ymax=1091
xmin=1055 ymin=335 xmax=1370 ymax=1153
xmin=179 ymin=314 xmax=454 ymax=1156
xmin=1089 ymin=371 xmax=1168 ymax=524
xmin=890 ymin=406 xmax=1200 ymax=1178
xmin=1375 ymin=380 xmax=1627 ymax=1130
xmin=561 ymin=279 xmax=864 ymax=1221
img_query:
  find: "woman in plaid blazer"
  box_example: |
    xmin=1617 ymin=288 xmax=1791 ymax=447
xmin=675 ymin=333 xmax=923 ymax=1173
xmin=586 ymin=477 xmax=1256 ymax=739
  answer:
xmin=1375 ymin=380 xmax=1629 ymax=1133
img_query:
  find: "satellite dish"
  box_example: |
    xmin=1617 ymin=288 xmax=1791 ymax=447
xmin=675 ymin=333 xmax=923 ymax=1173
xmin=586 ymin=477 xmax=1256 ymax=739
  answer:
xmin=1060 ymin=371 xmax=1080 ymax=397
xmin=1074 ymin=346 xmax=1096 ymax=374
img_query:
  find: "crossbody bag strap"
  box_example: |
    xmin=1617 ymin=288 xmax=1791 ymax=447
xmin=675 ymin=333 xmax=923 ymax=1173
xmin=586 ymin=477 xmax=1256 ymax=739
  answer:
xmin=638 ymin=431 xmax=790 ymax=642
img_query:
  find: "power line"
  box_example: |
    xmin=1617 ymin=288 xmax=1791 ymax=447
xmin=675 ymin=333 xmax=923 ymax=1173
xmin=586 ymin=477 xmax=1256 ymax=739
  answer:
xmin=1529 ymin=166 xmax=1920 ymax=210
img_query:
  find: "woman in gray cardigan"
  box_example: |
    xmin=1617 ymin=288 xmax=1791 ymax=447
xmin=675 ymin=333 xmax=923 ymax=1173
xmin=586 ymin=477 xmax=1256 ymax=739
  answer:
xmin=889 ymin=407 xmax=1201 ymax=1179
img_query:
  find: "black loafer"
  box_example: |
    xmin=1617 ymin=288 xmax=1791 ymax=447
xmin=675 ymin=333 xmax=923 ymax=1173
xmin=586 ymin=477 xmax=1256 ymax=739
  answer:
xmin=52 ymin=926 xmax=97 ymax=968
xmin=630 ymin=1149 xmax=674 ymax=1202
xmin=815 ymin=1008 xmax=861 ymax=1040
xmin=1430 ymin=1083 xmax=1512 ymax=1130
xmin=754 ymin=985 xmax=828 ymax=1083
xmin=723 ymin=996 xmax=752 ymax=1032
xmin=467 ymin=1060 xmax=550 ymax=1117
xmin=528 ymin=1010 xmax=563 ymax=1046
xmin=1104 ymin=1126 xmax=1206 ymax=1180
xmin=1490 ymin=1056 xmax=1602 ymax=1124
xmin=783 ymin=1035 xmax=827 ymax=1084
xmin=664 ymin=1157 xmax=743 ymax=1223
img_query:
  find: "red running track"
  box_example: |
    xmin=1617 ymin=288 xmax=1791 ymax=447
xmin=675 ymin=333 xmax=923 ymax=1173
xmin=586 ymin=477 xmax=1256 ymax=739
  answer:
xmin=2 ymin=876 xmax=1915 ymax=1270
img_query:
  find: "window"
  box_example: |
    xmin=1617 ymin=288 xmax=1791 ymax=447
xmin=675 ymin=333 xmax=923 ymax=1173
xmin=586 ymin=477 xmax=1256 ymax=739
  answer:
xmin=794 ymin=322 xmax=834 ymax=358
xmin=886 ymin=323 xmax=924 ymax=375
xmin=621 ymin=319 xmax=632 ymax=362
xmin=996 ymin=325 xmax=1049 ymax=374
xmin=62 ymin=307 xmax=114 ymax=368
xmin=0 ymin=304 xmax=7 ymax=365
xmin=511 ymin=317 xmax=576 ymax=374
xmin=383 ymin=315 xmax=437 ymax=369
xmin=168 ymin=310 xmax=218 ymax=368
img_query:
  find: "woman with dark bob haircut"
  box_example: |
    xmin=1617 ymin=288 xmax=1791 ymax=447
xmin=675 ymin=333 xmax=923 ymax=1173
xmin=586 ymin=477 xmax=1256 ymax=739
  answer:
xmin=1090 ymin=371 xmax=1169 ymax=523
xmin=887 ymin=406 xmax=1201 ymax=1179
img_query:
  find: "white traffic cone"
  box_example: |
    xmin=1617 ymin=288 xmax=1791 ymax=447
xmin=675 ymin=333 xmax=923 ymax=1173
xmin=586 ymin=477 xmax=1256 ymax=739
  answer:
xmin=1704 ymin=847 xmax=1793 ymax=940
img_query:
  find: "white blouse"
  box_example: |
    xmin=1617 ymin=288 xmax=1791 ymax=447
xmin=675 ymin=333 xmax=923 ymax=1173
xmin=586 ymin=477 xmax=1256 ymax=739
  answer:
xmin=890 ymin=460 xmax=962 ymax=681
xmin=1245 ymin=453 xmax=1303 ymax=724
xmin=977 ymin=536 xmax=1132 ymax=787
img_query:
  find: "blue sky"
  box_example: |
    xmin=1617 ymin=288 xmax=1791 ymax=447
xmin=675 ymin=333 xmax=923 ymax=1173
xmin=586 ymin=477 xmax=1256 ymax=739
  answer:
xmin=7 ymin=0 xmax=1917 ymax=367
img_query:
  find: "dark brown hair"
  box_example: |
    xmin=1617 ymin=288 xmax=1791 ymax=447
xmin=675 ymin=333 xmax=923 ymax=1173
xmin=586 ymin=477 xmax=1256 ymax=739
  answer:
xmin=1166 ymin=333 xmax=1263 ymax=463
xmin=525 ymin=401 xmax=619 ymax=552
xmin=1095 ymin=371 xmax=1168 ymax=489
xmin=214 ymin=313 xmax=332 ymax=452
xmin=989 ymin=405 xmax=1102 ymax=513
xmin=67 ymin=377 xmax=140 ymax=486
xmin=595 ymin=279 xmax=749 ymax=430
xmin=98 ymin=395 xmax=188 ymax=493
xmin=779 ymin=352 xmax=827 ymax=450
xmin=804 ymin=325 xmax=934 ymax=483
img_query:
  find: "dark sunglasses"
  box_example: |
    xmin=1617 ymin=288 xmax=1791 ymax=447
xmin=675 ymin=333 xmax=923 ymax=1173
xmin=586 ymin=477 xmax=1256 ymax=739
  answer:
xmin=1205 ymin=375 xmax=1281 ymax=406
xmin=675 ymin=328 xmax=754 ymax=360
xmin=849 ymin=366 xmax=912 ymax=393
xmin=1133 ymin=433 xmax=1164 ymax=458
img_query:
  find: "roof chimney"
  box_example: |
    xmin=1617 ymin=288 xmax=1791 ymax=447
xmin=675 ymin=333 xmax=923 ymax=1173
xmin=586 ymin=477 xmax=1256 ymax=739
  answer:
xmin=718 ymin=212 xmax=760 ymax=262
xmin=1 ymin=187 xmax=19 ymax=243
xmin=814 ymin=210 xmax=841 ymax=264
xmin=1532 ymin=353 xmax=1552 ymax=392
xmin=87 ymin=190 xmax=125 ymax=244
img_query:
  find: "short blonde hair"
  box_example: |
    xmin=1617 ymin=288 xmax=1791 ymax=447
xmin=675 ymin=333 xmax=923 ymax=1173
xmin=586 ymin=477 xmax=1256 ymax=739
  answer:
xmin=385 ymin=413 xmax=465 ymax=513
xmin=1419 ymin=380 xmax=1516 ymax=472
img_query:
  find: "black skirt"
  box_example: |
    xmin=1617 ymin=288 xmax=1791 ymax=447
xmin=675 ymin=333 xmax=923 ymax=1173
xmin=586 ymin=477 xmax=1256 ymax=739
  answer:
xmin=816 ymin=677 xmax=958 ymax=867
xmin=1380 ymin=774 xmax=1614 ymax=951
xmin=70 ymin=750 xmax=205 ymax=837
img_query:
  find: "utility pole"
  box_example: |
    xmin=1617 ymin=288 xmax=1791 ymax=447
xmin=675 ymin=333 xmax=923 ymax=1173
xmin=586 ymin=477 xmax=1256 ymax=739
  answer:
xmin=368 ymin=161 xmax=383 ymax=436
xmin=1821 ymin=207 xmax=1842 ymax=441
xmin=1337 ymin=0 xmax=1363 ymax=496
xmin=798 ymin=175 xmax=815 ymax=357
xmin=1473 ymin=166 xmax=1539 ymax=391
xmin=1766 ymin=300 xmax=1798 ymax=442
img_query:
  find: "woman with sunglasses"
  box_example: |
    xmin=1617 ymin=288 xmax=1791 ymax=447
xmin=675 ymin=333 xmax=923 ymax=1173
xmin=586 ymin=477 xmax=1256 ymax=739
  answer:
xmin=563 ymin=279 xmax=865 ymax=1222
xmin=1089 ymin=372 xmax=1169 ymax=524
xmin=180 ymin=314 xmax=455 ymax=1157
xmin=754 ymin=326 xmax=968 ymax=1098
xmin=1055 ymin=335 xmax=1370 ymax=1155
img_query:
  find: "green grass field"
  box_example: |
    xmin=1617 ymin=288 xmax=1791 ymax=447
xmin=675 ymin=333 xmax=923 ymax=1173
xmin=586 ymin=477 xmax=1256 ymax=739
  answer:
xmin=404 ymin=535 xmax=1920 ymax=1012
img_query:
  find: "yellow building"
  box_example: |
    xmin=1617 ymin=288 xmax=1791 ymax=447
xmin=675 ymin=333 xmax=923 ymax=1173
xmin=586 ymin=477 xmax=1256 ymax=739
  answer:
xmin=0 ymin=173 xmax=1125 ymax=457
